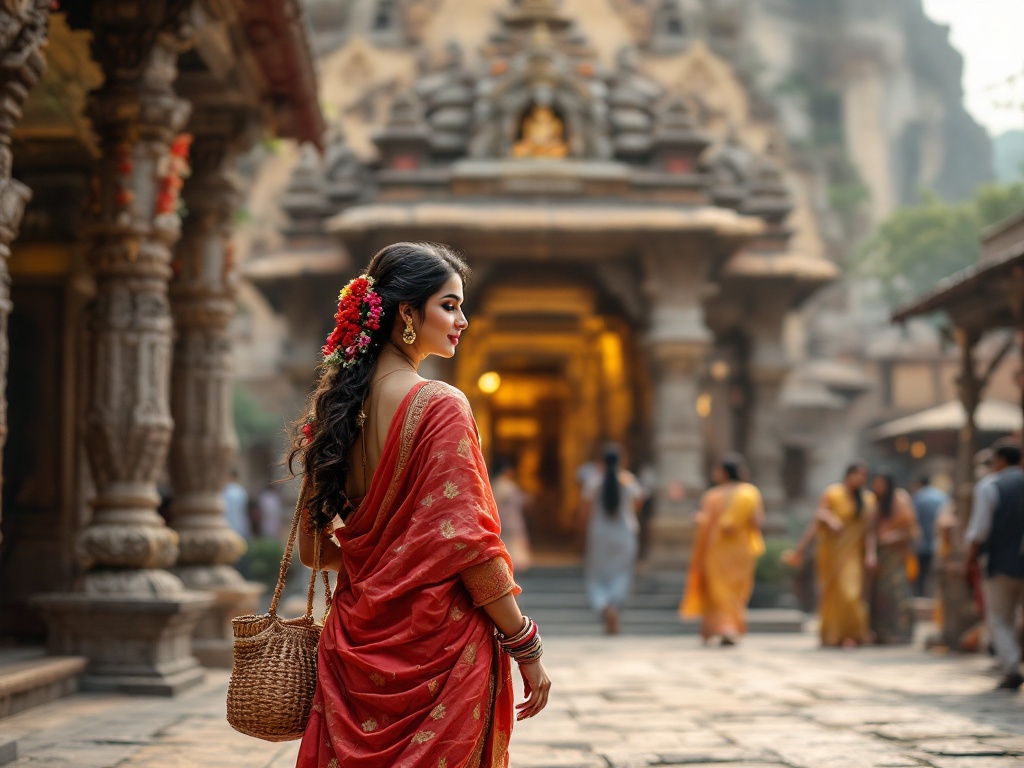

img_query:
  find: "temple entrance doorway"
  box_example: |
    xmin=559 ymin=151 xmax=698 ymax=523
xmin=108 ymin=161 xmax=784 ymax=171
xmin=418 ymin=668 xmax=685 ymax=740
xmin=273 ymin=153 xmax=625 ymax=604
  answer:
xmin=454 ymin=280 xmax=648 ymax=557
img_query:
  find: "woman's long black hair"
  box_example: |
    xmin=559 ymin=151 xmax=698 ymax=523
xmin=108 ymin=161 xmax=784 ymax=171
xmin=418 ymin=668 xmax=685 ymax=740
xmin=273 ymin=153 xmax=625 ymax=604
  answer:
xmin=844 ymin=460 xmax=869 ymax=518
xmin=874 ymin=469 xmax=895 ymax=519
xmin=289 ymin=242 xmax=469 ymax=531
xmin=600 ymin=445 xmax=621 ymax=518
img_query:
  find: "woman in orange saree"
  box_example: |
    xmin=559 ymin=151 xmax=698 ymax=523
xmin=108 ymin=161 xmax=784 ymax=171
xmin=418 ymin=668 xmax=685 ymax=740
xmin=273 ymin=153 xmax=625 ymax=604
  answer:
xmin=789 ymin=462 xmax=877 ymax=647
xmin=680 ymin=455 xmax=765 ymax=645
xmin=292 ymin=243 xmax=550 ymax=768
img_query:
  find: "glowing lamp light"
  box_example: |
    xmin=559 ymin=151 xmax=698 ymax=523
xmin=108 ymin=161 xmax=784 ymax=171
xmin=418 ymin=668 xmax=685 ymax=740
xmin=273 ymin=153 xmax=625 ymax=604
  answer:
xmin=696 ymin=392 xmax=712 ymax=418
xmin=710 ymin=360 xmax=730 ymax=382
xmin=478 ymin=371 xmax=501 ymax=394
xmin=910 ymin=441 xmax=927 ymax=459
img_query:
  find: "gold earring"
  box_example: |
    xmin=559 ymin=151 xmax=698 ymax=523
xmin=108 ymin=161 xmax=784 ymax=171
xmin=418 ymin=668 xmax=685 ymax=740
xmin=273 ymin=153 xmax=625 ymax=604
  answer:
xmin=402 ymin=316 xmax=416 ymax=345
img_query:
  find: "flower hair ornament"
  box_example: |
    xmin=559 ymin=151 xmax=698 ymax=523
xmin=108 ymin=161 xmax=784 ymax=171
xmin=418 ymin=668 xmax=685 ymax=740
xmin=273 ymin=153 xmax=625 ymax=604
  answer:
xmin=321 ymin=274 xmax=383 ymax=369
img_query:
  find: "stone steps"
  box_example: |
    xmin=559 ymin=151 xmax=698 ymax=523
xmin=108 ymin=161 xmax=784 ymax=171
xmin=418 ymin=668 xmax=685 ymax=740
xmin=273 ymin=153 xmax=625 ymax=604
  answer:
xmin=516 ymin=565 xmax=805 ymax=636
xmin=0 ymin=648 xmax=87 ymax=720
xmin=279 ymin=564 xmax=806 ymax=637
xmin=0 ymin=647 xmax=87 ymax=765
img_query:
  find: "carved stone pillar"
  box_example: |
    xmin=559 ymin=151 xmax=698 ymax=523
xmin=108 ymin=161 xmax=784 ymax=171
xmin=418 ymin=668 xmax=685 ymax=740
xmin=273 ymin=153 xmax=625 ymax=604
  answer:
xmin=643 ymin=243 xmax=712 ymax=562
xmin=32 ymin=1 xmax=212 ymax=695
xmin=744 ymin=301 xmax=790 ymax=522
xmin=0 ymin=4 xmax=47 ymax=761
xmin=747 ymin=365 xmax=786 ymax=524
xmin=651 ymin=340 xmax=707 ymax=499
xmin=168 ymin=121 xmax=262 ymax=666
xmin=0 ymin=0 xmax=49 ymax=548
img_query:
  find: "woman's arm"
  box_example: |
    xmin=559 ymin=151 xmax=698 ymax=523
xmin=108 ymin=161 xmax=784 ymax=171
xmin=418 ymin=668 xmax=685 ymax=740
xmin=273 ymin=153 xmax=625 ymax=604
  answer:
xmin=482 ymin=593 xmax=552 ymax=721
xmin=297 ymin=501 xmax=345 ymax=572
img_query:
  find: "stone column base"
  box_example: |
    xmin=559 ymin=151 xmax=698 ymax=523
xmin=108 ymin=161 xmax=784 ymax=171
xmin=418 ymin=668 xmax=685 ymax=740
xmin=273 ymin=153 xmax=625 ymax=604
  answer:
xmin=646 ymin=515 xmax=695 ymax=569
xmin=191 ymin=581 xmax=265 ymax=668
xmin=31 ymin=591 xmax=214 ymax=696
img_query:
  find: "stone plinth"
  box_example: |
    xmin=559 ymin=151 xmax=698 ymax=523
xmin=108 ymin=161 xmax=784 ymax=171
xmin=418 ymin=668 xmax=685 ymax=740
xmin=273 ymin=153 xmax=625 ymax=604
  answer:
xmin=646 ymin=515 xmax=694 ymax=568
xmin=174 ymin=568 xmax=263 ymax=667
xmin=31 ymin=590 xmax=213 ymax=695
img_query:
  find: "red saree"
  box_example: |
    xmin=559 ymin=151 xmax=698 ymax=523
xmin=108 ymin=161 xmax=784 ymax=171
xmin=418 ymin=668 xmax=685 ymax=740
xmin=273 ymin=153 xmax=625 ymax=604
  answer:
xmin=296 ymin=381 xmax=518 ymax=768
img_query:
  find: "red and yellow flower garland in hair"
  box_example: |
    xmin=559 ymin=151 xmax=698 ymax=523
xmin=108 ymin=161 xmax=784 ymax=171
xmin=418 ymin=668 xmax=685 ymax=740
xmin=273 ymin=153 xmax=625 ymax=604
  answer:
xmin=302 ymin=275 xmax=384 ymax=442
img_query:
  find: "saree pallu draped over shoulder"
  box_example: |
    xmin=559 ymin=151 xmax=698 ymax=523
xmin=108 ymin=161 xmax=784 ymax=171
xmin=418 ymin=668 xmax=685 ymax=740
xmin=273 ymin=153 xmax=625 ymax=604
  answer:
xmin=296 ymin=381 xmax=519 ymax=768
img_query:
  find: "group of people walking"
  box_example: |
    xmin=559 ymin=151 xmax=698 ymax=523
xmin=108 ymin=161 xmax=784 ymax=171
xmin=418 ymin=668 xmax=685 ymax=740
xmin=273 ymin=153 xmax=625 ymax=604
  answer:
xmin=785 ymin=462 xmax=920 ymax=648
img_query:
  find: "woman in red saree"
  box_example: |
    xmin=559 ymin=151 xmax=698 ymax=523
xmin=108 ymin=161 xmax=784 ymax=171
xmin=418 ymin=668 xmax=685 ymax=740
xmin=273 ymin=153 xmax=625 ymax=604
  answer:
xmin=292 ymin=243 xmax=551 ymax=768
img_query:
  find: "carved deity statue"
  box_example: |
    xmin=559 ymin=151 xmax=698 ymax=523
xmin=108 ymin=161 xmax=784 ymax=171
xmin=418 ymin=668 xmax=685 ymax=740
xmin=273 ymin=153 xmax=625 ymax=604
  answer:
xmin=512 ymin=104 xmax=568 ymax=158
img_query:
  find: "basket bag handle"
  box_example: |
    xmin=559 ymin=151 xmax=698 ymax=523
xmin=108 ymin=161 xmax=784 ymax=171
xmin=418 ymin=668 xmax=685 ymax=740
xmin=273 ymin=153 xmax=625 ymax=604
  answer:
xmin=270 ymin=478 xmax=331 ymax=623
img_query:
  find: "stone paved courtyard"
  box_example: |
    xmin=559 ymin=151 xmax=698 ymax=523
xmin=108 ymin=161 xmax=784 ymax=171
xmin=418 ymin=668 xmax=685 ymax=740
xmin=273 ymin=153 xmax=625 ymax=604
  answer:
xmin=2 ymin=633 xmax=1023 ymax=768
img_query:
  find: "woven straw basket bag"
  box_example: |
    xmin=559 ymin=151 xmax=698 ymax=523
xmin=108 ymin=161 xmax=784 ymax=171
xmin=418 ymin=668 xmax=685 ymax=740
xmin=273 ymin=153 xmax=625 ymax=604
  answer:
xmin=227 ymin=490 xmax=331 ymax=742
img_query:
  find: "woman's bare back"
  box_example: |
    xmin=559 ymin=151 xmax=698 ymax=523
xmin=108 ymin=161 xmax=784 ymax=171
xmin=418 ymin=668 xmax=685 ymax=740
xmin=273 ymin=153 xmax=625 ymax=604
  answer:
xmin=345 ymin=371 xmax=422 ymax=498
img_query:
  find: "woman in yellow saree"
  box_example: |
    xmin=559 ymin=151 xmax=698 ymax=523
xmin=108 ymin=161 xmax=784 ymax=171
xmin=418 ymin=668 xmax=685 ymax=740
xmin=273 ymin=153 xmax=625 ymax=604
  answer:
xmin=680 ymin=455 xmax=765 ymax=645
xmin=790 ymin=462 xmax=877 ymax=647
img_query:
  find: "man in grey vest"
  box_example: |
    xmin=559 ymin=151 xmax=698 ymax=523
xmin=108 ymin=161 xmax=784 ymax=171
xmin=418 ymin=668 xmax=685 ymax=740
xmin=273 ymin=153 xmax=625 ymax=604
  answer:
xmin=965 ymin=439 xmax=1024 ymax=691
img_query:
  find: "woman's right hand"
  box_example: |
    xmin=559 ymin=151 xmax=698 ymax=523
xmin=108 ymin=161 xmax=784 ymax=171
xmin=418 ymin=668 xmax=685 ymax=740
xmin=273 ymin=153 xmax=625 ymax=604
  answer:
xmin=815 ymin=508 xmax=843 ymax=534
xmin=516 ymin=659 xmax=551 ymax=721
xmin=781 ymin=548 xmax=803 ymax=568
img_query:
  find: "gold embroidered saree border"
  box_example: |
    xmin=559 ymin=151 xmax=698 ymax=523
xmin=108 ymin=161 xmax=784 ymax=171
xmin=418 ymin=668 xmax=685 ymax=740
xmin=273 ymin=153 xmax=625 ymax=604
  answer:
xmin=373 ymin=380 xmax=447 ymax=529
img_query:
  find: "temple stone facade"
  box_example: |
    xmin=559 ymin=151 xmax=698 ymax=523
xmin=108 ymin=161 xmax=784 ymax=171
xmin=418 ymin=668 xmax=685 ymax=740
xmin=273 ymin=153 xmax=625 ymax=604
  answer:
xmin=0 ymin=1 xmax=322 ymax=692
xmin=233 ymin=0 xmax=992 ymax=557
xmin=243 ymin=0 xmax=841 ymax=556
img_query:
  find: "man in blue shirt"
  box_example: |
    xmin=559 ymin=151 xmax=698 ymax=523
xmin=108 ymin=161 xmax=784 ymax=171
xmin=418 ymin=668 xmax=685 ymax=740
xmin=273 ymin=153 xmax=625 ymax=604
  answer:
xmin=912 ymin=476 xmax=947 ymax=597
xmin=223 ymin=469 xmax=251 ymax=542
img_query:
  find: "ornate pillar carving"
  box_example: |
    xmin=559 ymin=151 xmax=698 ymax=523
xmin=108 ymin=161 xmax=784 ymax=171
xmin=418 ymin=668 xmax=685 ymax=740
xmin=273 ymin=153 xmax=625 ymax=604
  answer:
xmin=76 ymin=5 xmax=192 ymax=594
xmin=168 ymin=115 xmax=263 ymax=665
xmin=0 ymin=0 xmax=49 ymax=547
xmin=643 ymin=242 xmax=712 ymax=561
xmin=32 ymin=1 xmax=212 ymax=695
xmin=0 ymin=4 xmax=47 ymax=760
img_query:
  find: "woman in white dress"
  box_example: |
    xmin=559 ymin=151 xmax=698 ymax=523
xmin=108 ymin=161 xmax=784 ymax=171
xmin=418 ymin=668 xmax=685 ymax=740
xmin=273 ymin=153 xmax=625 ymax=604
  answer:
xmin=581 ymin=445 xmax=643 ymax=634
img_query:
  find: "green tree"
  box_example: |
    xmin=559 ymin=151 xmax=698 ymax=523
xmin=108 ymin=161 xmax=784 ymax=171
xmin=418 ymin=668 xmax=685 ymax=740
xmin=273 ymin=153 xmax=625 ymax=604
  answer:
xmin=233 ymin=385 xmax=284 ymax=448
xmin=857 ymin=182 xmax=1024 ymax=305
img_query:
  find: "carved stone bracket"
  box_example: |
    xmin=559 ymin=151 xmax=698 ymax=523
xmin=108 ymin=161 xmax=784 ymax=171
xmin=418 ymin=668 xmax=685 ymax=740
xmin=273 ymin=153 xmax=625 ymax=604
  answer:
xmin=0 ymin=0 xmax=49 ymax=547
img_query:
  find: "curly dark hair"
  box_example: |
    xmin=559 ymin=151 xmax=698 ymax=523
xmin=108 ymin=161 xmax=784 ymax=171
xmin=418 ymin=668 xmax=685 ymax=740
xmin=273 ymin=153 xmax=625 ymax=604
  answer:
xmin=289 ymin=242 xmax=469 ymax=531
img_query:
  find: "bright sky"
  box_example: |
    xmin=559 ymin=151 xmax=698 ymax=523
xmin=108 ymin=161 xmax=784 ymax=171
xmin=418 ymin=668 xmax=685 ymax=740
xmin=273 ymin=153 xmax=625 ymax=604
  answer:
xmin=922 ymin=0 xmax=1024 ymax=137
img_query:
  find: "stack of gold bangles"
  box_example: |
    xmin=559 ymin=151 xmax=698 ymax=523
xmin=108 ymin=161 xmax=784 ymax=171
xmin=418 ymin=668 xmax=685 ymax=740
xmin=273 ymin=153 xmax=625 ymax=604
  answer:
xmin=497 ymin=616 xmax=543 ymax=664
